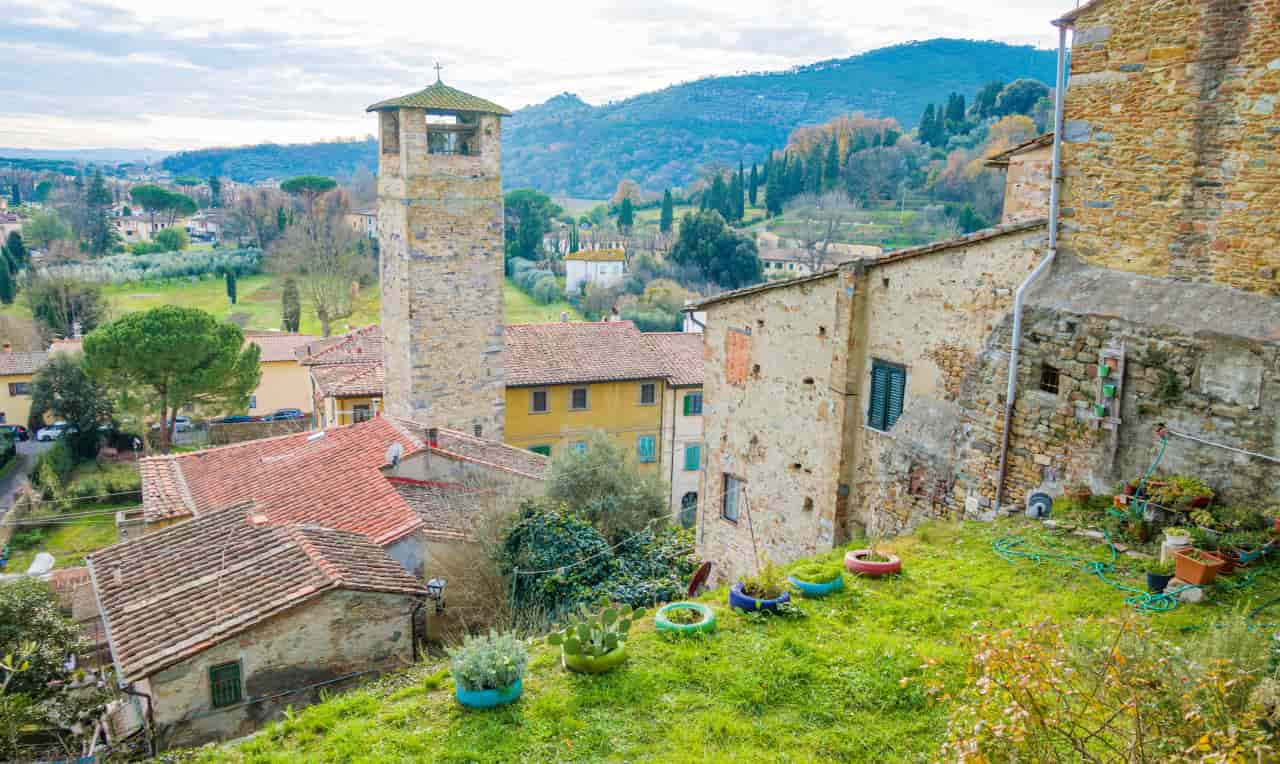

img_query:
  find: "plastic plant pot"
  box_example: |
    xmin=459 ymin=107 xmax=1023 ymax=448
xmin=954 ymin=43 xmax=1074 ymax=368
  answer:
xmin=456 ymin=678 xmax=522 ymax=709
xmin=1174 ymin=549 xmax=1223 ymax=586
xmin=1146 ymin=572 xmax=1173 ymax=594
xmin=1093 ymin=403 xmax=1107 ymax=417
xmin=654 ymin=602 xmax=717 ymax=634
xmin=1103 ymin=384 xmax=1117 ymax=398
xmin=562 ymin=644 xmax=628 ymax=674
xmin=787 ymin=574 xmax=844 ymax=598
xmin=728 ymin=581 xmax=791 ymax=613
xmin=1098 ymin=363 xmax=1111 ymax=378
xmin=844 ymin=549 xmax=902 ymax=577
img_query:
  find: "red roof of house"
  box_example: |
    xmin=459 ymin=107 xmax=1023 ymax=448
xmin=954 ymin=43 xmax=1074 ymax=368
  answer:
xmin=0 ymin=350 xmax=47 ymax=376
xmin=504 ymin=321 xmax=668 ymax=387
xmin=642 ymin=332 xmax=704 ymax=387
xmin=311 ymin=362 xmax=385 ymax=397
xmin=88 ymin=503 xmax=426 ymax=681
xmin=246 ymin=332 xmax=320 ymax=363
xmin=296 ymin=325 xmax=382 ymax=365
xmin=139 ymin=417 xmax=426 ymax=544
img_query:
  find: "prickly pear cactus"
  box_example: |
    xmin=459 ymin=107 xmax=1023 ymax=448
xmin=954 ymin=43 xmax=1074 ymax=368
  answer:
xmin=547 ymin=601 xmax=647 ymax=658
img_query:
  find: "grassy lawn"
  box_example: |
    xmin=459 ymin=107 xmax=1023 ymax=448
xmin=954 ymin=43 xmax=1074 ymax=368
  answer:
xmin=504 ymin=279 xmax=582 ymax=324
xmin=4 ymin=460 xmax=136 ymax=572
xmin=194 ymin=519 xmax=1278 ymax=763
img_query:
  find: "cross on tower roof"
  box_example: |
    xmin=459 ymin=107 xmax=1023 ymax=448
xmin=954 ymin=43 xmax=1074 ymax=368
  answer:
xmin=434 ymin=62 xmax=443 ymax=83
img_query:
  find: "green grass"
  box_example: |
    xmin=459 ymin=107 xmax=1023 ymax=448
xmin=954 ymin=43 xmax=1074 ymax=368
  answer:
xmin=191 ymin=519 xmax=1280 ymax=763
xmin=4 ymin=460 xmax=135 ymax=572
xmin=504 ymin=279 xmax=582 ymax=324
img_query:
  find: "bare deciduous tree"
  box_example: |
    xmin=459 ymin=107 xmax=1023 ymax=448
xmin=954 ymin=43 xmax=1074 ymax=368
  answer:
xmin=785 ymin=190 xmax=859 ymax=272
xmin=269 ymin=189 xmax=371 ymax=337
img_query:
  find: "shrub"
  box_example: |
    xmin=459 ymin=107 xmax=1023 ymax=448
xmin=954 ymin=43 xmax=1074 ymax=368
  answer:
xmin=740 ymin=558 xmax=789 ymax=600
xmin=30 ymin=440 xmax=74 ymax=494
xmin=447 ymin=630 xmax=529 ymax=692
xmin=546 ymin=598 xmax=645 ymax=659
xmin=38 ymin=248 xmax=262 ymax=285
xmin=530 ymin=276 xmax=563 ymax=305
xmin=790 ymin=561 xmax=842 ymax=584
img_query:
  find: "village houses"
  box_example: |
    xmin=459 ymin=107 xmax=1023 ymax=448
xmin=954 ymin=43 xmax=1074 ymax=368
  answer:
xmin=563 ymin=248 xmax=626 ymax=293
xmin=691 ymin=0 xmax=1280 ymax=584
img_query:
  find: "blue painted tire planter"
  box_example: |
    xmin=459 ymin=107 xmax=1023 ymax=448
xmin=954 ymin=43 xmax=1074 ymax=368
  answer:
xmin=787 ymin=574 xmax=843 ymax=598
xmin=729 ymin=581 xmax=791 ymax=612
xmin=562 ymin=644 xmax=628 ymax=674
xmin=456 ymin=678 xmax=523 ymax=709
xmin=655 ymin=602 xmax=717 ymax=634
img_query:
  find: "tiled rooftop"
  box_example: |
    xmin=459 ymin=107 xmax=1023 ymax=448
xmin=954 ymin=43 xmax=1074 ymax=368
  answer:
xmin=504 ymin=321 xmax=668 ymax=387
xmin=642 ymin=332 xmax=705 ymax=387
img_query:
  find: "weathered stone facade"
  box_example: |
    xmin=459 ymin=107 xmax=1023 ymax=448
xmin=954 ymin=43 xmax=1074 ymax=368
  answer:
xmin=958 ymin=256 xmax=1280 ymax=509
xmin=1058 ymin=0 xmax=1280 ymax=295
xmin=147 ymin=589 xmax=416 ymax=749
xmin=989 ymin=136 xmax=1054 ymax=224
xmin=377 ymin=105 xmax=507 ymax=438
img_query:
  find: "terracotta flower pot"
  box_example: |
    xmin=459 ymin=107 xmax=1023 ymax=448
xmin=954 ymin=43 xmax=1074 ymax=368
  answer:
xmin=844 ymin=549 xmax=901 ymax=577
xmin=1174 ymin=549 xmax=1223 ymax=586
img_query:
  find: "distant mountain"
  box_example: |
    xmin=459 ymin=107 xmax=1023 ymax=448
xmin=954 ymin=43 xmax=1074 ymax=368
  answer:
xmin=506 ymin=39 xmax=1056 ymax=197
xmin=160 ymin=38 xmax=1055 ymax=196
xmin=0 ymin=147 xmax=168 ymax=164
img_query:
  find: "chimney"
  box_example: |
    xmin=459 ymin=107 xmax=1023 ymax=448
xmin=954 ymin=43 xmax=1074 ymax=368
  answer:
xmin=426 ymin=427 xmax=439 ymax=448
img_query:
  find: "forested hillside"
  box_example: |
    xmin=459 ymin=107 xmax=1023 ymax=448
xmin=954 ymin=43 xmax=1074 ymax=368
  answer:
xmin=160 ymin=39 xmax=1054 ymax=196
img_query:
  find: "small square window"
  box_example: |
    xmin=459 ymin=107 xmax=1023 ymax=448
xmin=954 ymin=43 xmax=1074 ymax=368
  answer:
xmin=867 ymin=359 xmax=906 ymax=432
xmin=8 ymin=383 xmax=30 ymax=396
xmin=1039 ymin=365 xmax=1061 ymax=395
xmin=683 ymin=392 xmax=703 ymax=416
xmin=248 ymin=395 xmax=257 ymax=409
xmin=637 ymin=435 xmax=656 ymax=463
xmin=209 ymin=661 xmax=242 ymax=708
xmin=683 ymin=444 xmax=701 ymax=471
xmin=570 ymin=387 xmax=589 ymax=410
xmin=530 ymin=389 xmax=549 ymax=413
xmin=639 ymin=383 xmax=656 ymax=405
xmin=722 ymin=474 xmax=742 ymax=523
xmin=570 ymin=440 xmax=587 ymax=454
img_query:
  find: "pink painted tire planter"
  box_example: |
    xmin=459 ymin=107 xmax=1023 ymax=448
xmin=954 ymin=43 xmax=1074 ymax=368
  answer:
xmin=844 ymin=549 xmax=901 ymax=577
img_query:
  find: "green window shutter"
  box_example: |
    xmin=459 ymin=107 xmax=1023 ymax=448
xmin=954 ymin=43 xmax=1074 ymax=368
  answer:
xmin=886 ymin=366 xmax=906 ymax=430
xmin=683 ymin=394 xmax=692 ymax=416
xmin=638 ymin=435 xmax=656 ymax=463
xmin=684 ymin=392 xmax=703 ymax=416
xmin=684 ymin=444 xmax=701 ymax=471
xmin=209 ymin=661 xmax=242 ymax=708
xmin=530 ymin=444 xmax=552 ymax=457
xmin=868 ymin=363 xmax=890 ymax=430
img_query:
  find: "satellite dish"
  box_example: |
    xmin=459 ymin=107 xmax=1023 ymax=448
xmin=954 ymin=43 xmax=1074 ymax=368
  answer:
xmin=1025 ymin=492 xmax=1053 ymax=519
xmin=385 ymin=442 xmax=403 ymax=468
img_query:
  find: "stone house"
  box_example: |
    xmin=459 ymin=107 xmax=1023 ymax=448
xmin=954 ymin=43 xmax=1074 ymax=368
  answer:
xmin=691 ymin=0 xmax=1279 ymax=581
xmin=89 ymin=503 xmax=427 ymax=749
xmin=564 ymin=249 xmax=626 ymax=294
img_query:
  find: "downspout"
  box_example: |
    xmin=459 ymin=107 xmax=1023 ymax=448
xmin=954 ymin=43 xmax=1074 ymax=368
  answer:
xmin=994 ymin=22 xmax=1068 ymax=512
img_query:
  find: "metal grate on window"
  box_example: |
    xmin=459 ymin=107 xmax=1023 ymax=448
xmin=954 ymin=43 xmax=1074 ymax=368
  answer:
xmin=209 ymin=661 xmax=242 ymax=708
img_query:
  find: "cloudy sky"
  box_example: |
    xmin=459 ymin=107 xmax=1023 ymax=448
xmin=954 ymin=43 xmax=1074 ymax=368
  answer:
xmin=2 ymin=0 xmax=1072 ymax=151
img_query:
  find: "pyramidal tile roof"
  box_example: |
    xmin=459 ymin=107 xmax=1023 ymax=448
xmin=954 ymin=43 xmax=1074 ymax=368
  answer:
xmin=296 ymin=325 xmax=382 ymax=366
xmin=366 ymin=81 xmax=511 ymax=116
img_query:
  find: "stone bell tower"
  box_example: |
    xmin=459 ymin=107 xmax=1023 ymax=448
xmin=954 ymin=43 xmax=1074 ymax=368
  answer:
xmin=368 ymin=76 xmax=509 ymax=440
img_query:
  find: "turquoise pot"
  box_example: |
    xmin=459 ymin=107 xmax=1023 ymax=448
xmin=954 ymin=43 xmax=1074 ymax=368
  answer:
xmin=456 ymin=678 xmax=523 ymax=709
xmin=787 ymin=574 xmax=844 ymax=598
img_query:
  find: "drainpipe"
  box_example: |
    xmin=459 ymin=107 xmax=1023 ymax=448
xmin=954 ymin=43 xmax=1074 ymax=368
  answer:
xmin=994 ymin=22 xmax=1068 ymax=513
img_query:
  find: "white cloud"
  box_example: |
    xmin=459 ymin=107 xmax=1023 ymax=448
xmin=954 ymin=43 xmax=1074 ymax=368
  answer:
xmin=2 ymin=0 xmax=1069 ymax=149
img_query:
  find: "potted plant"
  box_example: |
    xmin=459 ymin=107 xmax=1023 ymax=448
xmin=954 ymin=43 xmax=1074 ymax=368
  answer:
xmin=1098 ymin=362 xmax=1111 ymax=378
xmin=448 ymin=630 xmax=530 ymax=709
xmin=1102 ymin=383 xmax=1117 ymax=398
xmin=1146 ymin=559 xmax=1175 ymax=593
xmin=546 ymin=598 xmax=644 ymax=674
xmin=786 ymin=561 xmax=844 ymax=598
xmin=1221 ymin=530 xmax=1272 ymax=567
xmin=1174 ymin=548 xmax=1224 ymax=586
xmin=1093 ymin=402 xmax=1108 ymax=417
xmin=729 ymin=558 xmax=792 ymax=613
xmin=654 ymin=602 xmax=716 ymax=634
xmin=1164 ymin=526 xmax=1192 ymax=547
xmin=845 ymin=532 xmax=902 ymax=578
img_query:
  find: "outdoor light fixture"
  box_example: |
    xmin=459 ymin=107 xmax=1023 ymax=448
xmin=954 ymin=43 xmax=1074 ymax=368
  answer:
xmin=426 ymin=577 xmax=447 ymax=614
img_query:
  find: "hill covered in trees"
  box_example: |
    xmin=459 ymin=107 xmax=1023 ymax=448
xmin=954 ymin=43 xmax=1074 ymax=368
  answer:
xmin=160 ymin=39 xmax=1054 ymax=196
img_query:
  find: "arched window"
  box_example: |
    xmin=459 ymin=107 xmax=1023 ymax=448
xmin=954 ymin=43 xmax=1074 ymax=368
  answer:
xmin=679 ymin=492 xmax=698 ymax=529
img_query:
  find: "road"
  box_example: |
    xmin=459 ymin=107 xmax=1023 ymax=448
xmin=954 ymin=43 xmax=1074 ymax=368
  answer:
xmin=0 ymin=440 xmax=51 ymax=521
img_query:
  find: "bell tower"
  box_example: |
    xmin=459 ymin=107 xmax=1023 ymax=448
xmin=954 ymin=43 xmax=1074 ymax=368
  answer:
xmin=368 ymin=76 xmax=509 ymax=440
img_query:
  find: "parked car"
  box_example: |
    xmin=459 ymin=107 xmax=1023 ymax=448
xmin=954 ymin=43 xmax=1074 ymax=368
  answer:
xmin=262 ymin=409 xmax=304 ymax=421
xmin=150 ymin=416 xmax=193 ymax=433
xmin=0 ymin=424 xmax=30 ymax=442
xmin=36 ymin=422 xmax=69 ymax=442
xmin=212 ymin=415 xmax=260 ymax=424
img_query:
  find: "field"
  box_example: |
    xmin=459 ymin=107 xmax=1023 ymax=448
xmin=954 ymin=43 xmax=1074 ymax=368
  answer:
xmin=4 ymin=460 xmax=136 ymax=572
xmin=3 ymin=276 xmax=579 ymax=337
xmin=190 ymin=519 xmax=1279 ymax=763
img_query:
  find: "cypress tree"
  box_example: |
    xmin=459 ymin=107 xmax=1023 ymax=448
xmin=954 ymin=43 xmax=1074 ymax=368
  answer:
xmin=748 ymin=164 xmax=758 ymax=207
xmin=919 ymin=104 xmax=937 ymax=146
xmin=659 ymin=189 xmax=674 ymax=233
xmin=618 ymin=197 xmax=634 ymax=229
xmin=282 ymin=277 xmax=301 ymax=332
xmin=10 ymin=183 xmax=19 ymax=207
xmin=0 ymin=253 xmax=14 ymax=304
xmin=824 ymin=139 xmax=840 ymax=189
xmin=728 ymin=170 xmax=743 ymax=222
xmin=5 ymin=232 xmax=26 ymax=267
xmin=276 ymin=206 xmax=287 ymax=233
xmin=225 ymin=270 xmax=237 ymax=305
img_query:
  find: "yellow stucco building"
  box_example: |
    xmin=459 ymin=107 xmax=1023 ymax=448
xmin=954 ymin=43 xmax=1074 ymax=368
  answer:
xmin=297 ymin=326 xmax=384 ymax=428
xmin=0 ymin=347 xmax=45 ymax=427
xmin=243 ymin=333 xmax=319 ymax=417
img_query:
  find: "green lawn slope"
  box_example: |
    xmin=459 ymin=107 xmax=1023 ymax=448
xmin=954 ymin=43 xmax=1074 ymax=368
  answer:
xmin=191 ymin=520 xmax=1278 ymax=763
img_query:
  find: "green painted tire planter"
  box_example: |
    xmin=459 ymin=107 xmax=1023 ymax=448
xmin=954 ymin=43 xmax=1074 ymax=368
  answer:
xmin=787 ymin=574 xmax=843 ymax=597
xmin=654 ymin=602 xmax=717 ymax=634
xmin=562 ymin=643 xmax=628 ymax=674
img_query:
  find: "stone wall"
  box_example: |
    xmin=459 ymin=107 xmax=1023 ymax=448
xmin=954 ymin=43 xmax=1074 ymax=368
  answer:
xmin=149 ymin=589 xmax=416 ymax=749
xmin=1059 ymin=0 xmax=1280 ymax=296
xmin=697 ymin=273 xmax=853 ymax=583
xmin=958 ymin=256 xmax=1280 ymax=510
xmin=378 ymin=109 xmax=507 ymax=438
xmin=845 ymin=223 xmax=1049 ymax=534
xmin=1001 ymin=142 xmax=1053 ymax=224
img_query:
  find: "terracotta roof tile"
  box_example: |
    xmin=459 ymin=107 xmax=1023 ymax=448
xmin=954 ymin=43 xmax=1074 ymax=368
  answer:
xmin=504 ymin=321 xmax=667 ymax=387
xmin=296 ymin=325 xmax=382 ymax=366
xmin=389 ymin=419 xmax=550 ymax=480
xmin=642 ymin=332 xmax=705 ymax=387
xmin=985 ymin=133 xmax=1054 ymax=167
xmin=246 ymin=333 xmax=320 ymax=363
xmin=311 ymin=362 xmax=385 ymax=397
xmin=366 ymin=82 xmax=511 ymax=116
xmin=89 ymin=503 xmax=426 ymax=681
xmin=387 ymin=478 xmax=484 ymax=541
xmin=565 ymin=249 xmax=625 ymax=262
xmin=0 ymin=350 xmax=47 ymax=376
xmin=139 ymin=417 xmax=425 ymax=544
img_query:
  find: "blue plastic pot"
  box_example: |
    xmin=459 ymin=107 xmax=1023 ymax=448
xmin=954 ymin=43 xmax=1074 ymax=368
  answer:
xmin=787 ymin=574 xmax=843 ymax=598
xmin=729 ymin=581 xmax=791 ymax=612
xmin=455 ymin=678 xmax=523 ymax=709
